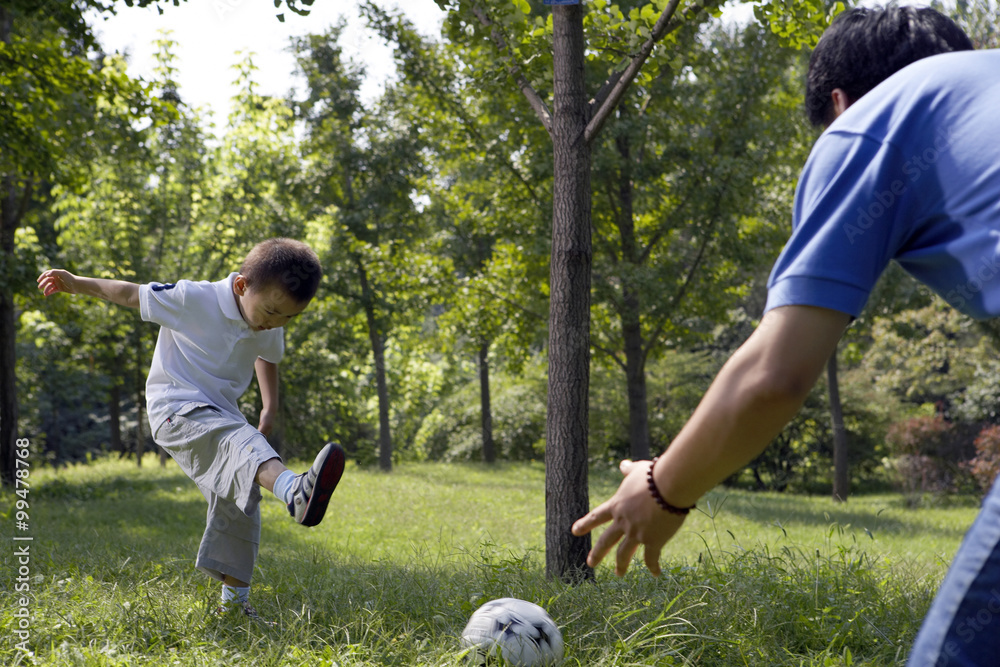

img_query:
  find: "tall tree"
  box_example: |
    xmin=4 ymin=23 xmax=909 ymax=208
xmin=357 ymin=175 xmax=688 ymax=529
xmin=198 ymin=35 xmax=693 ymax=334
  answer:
xmin=589 ymin=21 xmax=809 ymax=461
xmin=363 ymin=4 xmax=552 ymax=464
xmin=432 ymin=0 xmax=838 ymax=580
xmin=294 ymin=26 xmax=431 ymax=471
xmin=827 ymin=349 xmax=849 ymax=501
xmin=0 ymin=1 xmax=148 ymax=483
xmin=49 ymin=32 xmax=214 ymax=465
xmin=544 ymin=2 xmax=594 ymax=582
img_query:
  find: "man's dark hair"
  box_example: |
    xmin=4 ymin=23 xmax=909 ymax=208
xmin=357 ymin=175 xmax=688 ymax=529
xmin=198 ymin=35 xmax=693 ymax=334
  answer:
xmin=240 ymin=238 xmax=323 ymax=303
xmin=805 ymin=5 xmax=974 ymax=126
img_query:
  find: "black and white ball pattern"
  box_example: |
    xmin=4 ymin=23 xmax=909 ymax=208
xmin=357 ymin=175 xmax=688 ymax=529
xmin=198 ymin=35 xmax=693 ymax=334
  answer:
xmin=460 ymin=598 xmax=564 ymax=666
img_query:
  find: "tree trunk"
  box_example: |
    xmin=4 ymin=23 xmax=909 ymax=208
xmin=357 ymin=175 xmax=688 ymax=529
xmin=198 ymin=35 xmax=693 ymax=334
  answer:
xmin=110 ymin=379 xmax=123 ymax=455
xmin=614 ymin=122 xmax=651 ymax=460
xmin=622 ymin=301 xmax=651 ymax=461
xmin=828 ymin=351 xmax=849 ymax=502
xmin=478 ymin=341 xmax=495 ymax=463
xmin=134 ymin=327 xmax=145 ymax=467
xmin=0 ymin=9 xmax=18 ymax=487
xmin=358 ymin=259 xmax=393 ymax=471
xmin=0 ymin=176 xmax=18 ymax=486
xmin=545 ymin=4 xmax=593 ymax=583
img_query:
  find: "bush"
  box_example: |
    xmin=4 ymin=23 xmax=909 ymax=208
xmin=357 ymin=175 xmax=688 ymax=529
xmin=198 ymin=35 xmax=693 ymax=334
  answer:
xmin=887 ymin=414 xmax=951 ymax=458
xmin=886 ymin=413 xmax=977 ymax=498
xmin=967 ymin=424 xmax=1000 ymax=494
xmin=413 ymin=367 xmax=547 ymax=462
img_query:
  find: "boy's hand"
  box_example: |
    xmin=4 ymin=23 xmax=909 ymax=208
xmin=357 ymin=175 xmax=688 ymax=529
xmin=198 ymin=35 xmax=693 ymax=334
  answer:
xmin=37 ymin=269 xmax=79 ymax=297
xmin=36 ymin=270 xmax=140 ymax=308
xmin=257 ymin=411 xmax=275 ymax=437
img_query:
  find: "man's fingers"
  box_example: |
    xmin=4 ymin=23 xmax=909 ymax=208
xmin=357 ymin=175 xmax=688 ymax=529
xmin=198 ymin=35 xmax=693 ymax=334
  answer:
xmin=572 ymin=502 xmax=612 ymax=536
xmin=586 ymin=521 xmax=624 ymax=568
xmin=615 ymin=536 xmax=640 ymax=576
xmin=644 ymin=542 xmax=663 ymax=577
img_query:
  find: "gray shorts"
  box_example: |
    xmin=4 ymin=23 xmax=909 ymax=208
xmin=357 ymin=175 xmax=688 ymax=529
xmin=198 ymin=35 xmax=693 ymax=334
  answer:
xmin=153 ymin=402 xmax=281 ymax=584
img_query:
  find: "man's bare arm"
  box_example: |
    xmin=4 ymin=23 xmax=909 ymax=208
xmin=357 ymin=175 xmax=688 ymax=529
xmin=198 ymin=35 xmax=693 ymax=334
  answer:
xmin=573 ymin=305 xmax=852 ymax=575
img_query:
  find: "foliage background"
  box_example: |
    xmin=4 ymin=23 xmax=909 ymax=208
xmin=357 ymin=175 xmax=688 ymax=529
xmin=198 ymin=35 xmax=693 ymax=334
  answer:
xmin=6 ymin=0 xmax=1000 ymax=497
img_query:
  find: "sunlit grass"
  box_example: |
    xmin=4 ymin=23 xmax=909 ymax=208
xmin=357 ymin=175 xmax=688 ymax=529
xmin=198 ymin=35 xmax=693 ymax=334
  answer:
xmin=0 ymin=455 xmax=977 ymax=665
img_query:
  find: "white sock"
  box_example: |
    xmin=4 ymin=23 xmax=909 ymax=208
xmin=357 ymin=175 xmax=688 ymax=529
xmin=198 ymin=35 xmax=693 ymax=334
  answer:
xmin=272 ymin=469 xmax=298 ymax=505
xmin=221 ymin=584 xmax=250 ymax=606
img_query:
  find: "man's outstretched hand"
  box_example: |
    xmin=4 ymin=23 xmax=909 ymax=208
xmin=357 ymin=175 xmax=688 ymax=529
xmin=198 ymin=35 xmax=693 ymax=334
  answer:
xmin=571 ymin=459 xmax=688 ymax=577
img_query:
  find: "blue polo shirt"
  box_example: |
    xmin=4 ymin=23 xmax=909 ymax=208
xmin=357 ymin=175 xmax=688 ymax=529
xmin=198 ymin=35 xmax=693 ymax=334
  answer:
xmin=765 ymin=49 xmax=1000 ymax=320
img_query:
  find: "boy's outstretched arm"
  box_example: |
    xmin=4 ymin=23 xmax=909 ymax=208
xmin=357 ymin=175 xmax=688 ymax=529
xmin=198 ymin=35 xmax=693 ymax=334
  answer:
xmin=572 ymin=305 xmax=851 ymax=576
xmin=37 ymin=269 xmax=140 ymax=309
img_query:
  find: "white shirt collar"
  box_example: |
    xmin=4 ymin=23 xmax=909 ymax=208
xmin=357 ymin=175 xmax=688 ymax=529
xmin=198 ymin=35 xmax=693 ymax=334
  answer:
xmin=216 ymin=272 xmax=247 ymax=327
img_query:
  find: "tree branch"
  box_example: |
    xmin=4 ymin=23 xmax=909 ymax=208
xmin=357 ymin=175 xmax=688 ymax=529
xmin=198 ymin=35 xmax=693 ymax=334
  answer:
xmin=586 ymin=0 xmax=719 ymax=144
xmin=641 ymin=171 xmax=732 ymax=361
xmin=640 ymin=227 xmax=711 ymax=362
xmin=636 ymin=187 xmax=696 ymax=266
xmin=421 ymin=70 xmax=547 ymax=211
xmin=467 ymin=281 xmax=547 ymax=323
xmin=592 ymin=337 xmax=626 ymax=371
xmin=470 ymin=3 xmax=553 ymax=137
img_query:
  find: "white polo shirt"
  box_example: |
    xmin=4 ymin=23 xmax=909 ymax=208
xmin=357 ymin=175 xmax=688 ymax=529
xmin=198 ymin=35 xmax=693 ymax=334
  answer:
xmin=139 ymin=272 xmax=284 ymax=436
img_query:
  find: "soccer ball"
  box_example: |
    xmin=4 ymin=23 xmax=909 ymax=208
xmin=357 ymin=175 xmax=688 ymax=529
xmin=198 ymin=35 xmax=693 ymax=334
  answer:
xmin=460 ymin=598 xmax=564 ymax=666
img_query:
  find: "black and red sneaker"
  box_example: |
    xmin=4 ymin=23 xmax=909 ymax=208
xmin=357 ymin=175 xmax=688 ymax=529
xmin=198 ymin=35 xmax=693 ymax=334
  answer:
xmin=216 ymin=601 xmax=276 ymax=627
xmin=287 ymin=442 xmax=345 ymax=527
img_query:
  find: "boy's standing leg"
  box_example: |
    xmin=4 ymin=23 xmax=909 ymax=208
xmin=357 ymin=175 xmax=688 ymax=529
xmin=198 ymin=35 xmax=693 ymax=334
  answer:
xmin=199 ymin=491 xmax=262 ymax=617
xmin=155 ymin=405 xmax=345 ymax=620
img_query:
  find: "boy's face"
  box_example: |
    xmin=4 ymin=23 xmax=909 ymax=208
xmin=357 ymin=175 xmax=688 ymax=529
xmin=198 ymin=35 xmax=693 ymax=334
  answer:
xmin=233 ymin=275 xmax=309 ymax=332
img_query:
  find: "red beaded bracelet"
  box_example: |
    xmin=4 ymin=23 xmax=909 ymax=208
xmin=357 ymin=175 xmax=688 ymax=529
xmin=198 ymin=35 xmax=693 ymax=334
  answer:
xmin=646 ymin=457 xmax=696 ymax=515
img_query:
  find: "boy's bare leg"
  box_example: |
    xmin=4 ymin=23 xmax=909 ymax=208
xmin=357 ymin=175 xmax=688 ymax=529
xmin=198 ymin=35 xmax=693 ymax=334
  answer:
xmin=257 ymin=444 xmax=345 ymax=527
xmin=223 ymin=574 xmax=250 ymax=587
xmin=255 ymin=457 xmax=288 ymax=493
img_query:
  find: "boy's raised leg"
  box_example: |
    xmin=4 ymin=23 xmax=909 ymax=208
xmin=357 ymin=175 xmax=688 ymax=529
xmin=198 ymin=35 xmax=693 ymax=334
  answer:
xmin=285 ymin=443 xmax=346 ymax=527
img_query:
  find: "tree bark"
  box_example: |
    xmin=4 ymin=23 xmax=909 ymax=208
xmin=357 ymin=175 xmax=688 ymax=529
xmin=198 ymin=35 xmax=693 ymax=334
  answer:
xmin=358 ymin=259 xmax=393 ymax=471
xmin=0 ymin=176 xmax=19 ymax=486
xmin=478 ymin=341 xmax=495 ymax=463
xmin=545 ymin=4 xmax=593 ymax=583
xmin=0 ymin=8 xmax=18 ymax=487
xmin=110 ymin=379 xmax=123 ymax=455
xmin=828 ymin=351 xmax=849 ymax=502
xmin=622 ymin=300 xmax=651 ymax=461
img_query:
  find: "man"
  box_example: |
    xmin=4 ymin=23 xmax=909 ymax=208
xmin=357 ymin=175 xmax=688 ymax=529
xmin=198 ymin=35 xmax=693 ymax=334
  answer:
xmin=572 ymin=6 xmax=999 ymax=665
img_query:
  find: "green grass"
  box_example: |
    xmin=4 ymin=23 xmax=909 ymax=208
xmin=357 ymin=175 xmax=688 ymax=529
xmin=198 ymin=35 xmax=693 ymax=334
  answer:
xmin=0 ymin=456 xmax=980 ymax=666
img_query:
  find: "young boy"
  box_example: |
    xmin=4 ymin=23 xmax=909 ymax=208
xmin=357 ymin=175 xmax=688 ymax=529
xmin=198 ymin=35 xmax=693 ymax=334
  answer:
xmin=37 ymin=237 xmax=345 ymax=621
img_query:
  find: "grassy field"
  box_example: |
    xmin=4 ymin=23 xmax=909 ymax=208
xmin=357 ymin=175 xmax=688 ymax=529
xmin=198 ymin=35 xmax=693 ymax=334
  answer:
xmin=0 ymin=455 xmax=981 ymax=666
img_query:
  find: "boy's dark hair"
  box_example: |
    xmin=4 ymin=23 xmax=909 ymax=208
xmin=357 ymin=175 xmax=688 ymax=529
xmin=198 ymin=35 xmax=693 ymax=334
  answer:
xmin=240 ymin=238 xmax=323 ymax=303
xmin=805 ymin=5 xmax=974 ymax=126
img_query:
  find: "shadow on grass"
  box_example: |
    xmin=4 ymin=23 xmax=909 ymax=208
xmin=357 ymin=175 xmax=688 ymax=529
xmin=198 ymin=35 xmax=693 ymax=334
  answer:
xmin=33 ymin=466 xmax=193 ymax=501
xmin=701 ymin=490 xmax=977 ymax=541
